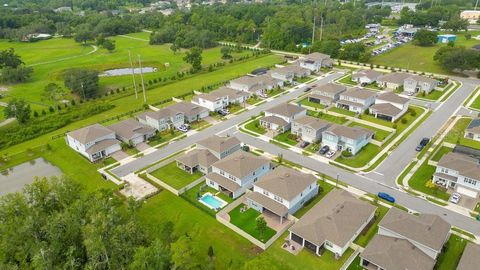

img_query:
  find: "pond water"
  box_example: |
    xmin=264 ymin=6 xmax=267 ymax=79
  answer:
xmin=100 ymin=67 xmax=157 ymax=77
xmin=0 ymin=158 xmax=62 ymax=196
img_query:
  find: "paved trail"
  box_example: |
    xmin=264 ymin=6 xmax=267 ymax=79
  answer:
xmin=27 ymin=45 xmax=98 ymax=67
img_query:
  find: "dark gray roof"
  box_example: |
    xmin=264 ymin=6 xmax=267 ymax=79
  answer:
xmin=438 ymin=152 xmax=480 ymax=181
xmin=457 ymin=243 xmax=480 ymax=270
xmin=67 ymin=124 xmax=115 ymax=144
xmin=466 ymin=118 xmax=480 ymax=134
xmin=266 ymin=103 xmax=306 ymax=118
xmin=107 ymin=119 xmax=155 ymax=141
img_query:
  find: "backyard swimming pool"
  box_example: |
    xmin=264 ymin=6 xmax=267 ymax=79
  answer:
xmin=199 ymin=192 xmax=228 ymax=211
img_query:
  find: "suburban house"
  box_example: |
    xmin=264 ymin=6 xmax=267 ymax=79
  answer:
xmin=457 ymin=243 xmax=480 ymax=270
xmin=351 ymin=69 xmax=383 ymax=84
xmin=192 ymin=87 xmax=250 ymax=112
xmin=465 ymin=118 xmax=480 ymax=142
xmin=377 ymin=73 xmax=439 ymax=93
xmin=289 ymin=189 xmax=377 ymax=257
xmin=308 ymin=83 xmax=347 ymax=106
xmin=433 ymin=152 xmax=480 ymax=198
xmin=360 ymin=208 xmax=451 ymax=270
xmin=336 ymin=88 xmax=377 ymax=113
xmin=260 ymin=103 xmax=307 ymax=132
xmin=205 ymin=151 xmax=271 ymax=199
xmin=176 ymin=135 xmax=241 ymax=174
xmin=298 ymin=53 xmax=333 ymax=72
xmin=369 ymin=91 xmax=410 ymax=122
xmin=245 ymin=166 xmax=319 ymax=223
xmin=270 ymin=65 xmax=311 ymax=82
xmin=66 ymin=124 xmax=121 ymax=162
xmin=107 ymin=118 xmax=155 ymax=146
xmin=138 ymin=102 xmax=209 ymax=131
xmin=167 ymin=102 xmax=209 ymax=123
xmin=229 ymin=75 xmax=283 ymax=96
xmin=322 ymin=124 xmax=374 ymax=155
xmin=291 ymin=116 xmax=331 ymax=143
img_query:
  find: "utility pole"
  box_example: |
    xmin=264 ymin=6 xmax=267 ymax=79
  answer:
xmin=475 ymin=0 xmax=479 ymax=11
xmin=137 ymin=55 xmax=147 ymax=103
xmin=311 ymin=16 xmax=316 ymax=53
xmin=319 ymin=15 xmax=324 ymax=42
xmin=128 ymin=50 xmax=138 ymax=99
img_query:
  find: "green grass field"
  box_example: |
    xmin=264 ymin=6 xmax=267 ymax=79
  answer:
xmin=335 ymin=144 xmax=381 ymax=168
xmin=274 ymin=131 xmax=298 ymax=146
xmin=307 ymin=110 xmax=348 ymax=124
xmin=346 ymin=255 xmax=363 ymax=270
xmin=370 ymin=32 xmax=480 ymax=74
xmin=229 ymin=204 xmax=276 ymax=243
xmin=245 ymin=119 xmax=267 ymax=135
xmin=347 ymin=122 xmax=391 ymax=142
xmin=445 ymin=118 xmax=480 ymax=150
xmin=150 ymin=161 xmax=203 ymax=189
xmin=298 ymin=98 xmax=326 ymax=109
xmin=354 ymin=204 xmax=388 ymax=247
xmin=435 ymin=234 xmax=468 ymax=270
xmin=431 ymin=146 xmax=453 ymax=162
xmin=408 ymin=160 xmax=450 ymax=200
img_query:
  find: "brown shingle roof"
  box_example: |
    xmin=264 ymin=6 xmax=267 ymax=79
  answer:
xmin=206 ymin=172 xmax=240 ymax=192
xmin=260 ymin=116 xmax=288 ymax=127
xmin=176 ymin=149 xmax=219 ymax=168
xmin=290 ymin=189 xmax=377 ymax=248
xmin=370 ymin=103 xmax=402 ymax=117
xmin=361 ymin=235 xmax=436 ymax=270
xmin=437 ymin=152 xmax=480 ymax=181
xmin=293 ymin=116 xmax=331 ymax=131
xmin=457 ymin=243 xmax=480 ymax=270
xmin=352 ymin=69 xmax=383 ymax=80
xmin=85 ymin=139 xmax=120 ymax=154
xmin=341 ymin=87 xmax=377 ymax=100
xmin=212 ymin=151 xmax=270 ymax=179
xmin=324 ymin=124 xmax=374 ymax=140
xmin=254 ymin=166 xmax=317 ymax=201
xmin=107 ymin=119 xmax=155 ymax=141
xmin=312 ymin=83 xmax=347 ymax=95
xmin=379 ymin=207 xmax=451 ymax=252
xmin=376 ymin=91 xmax=410 ymax=105
xmin=67 ymin=124 xmax=115 ymax=144
xmin=197 ymin=135 xmax=241 ymax=154
xmin=266 ymin=103 xmax=306 ymax=118
xmin=168 ymin=102 xmax=208 ymax=118
xmin=378 ymin=72 xmax=412 ymax=84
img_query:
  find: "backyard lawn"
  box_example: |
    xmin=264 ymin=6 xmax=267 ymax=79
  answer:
xmin=329 ymin=107 xmax=358 ymax=117
xmin=346 ymin=255 xmax=364 ymax=270
xmin=348 ymin=122 xmax=392 ymax=142
xmin=354 ymin=204 xmax=389 ymax=247
xmin=274 ymin=131 xmax=298 ymax=146
xmin=307 ymin=110 xmax=348 ymax=124
xmin=445 ymin=118 xmax=480 ymax=150
xmin=229 ymin=204 xmax=277 ymax=243
xmin=471 ymin=94 xmax=480 ymax=110
xmin=435 ymin=234 xmax=468 ymax=270
xmin=335 ymin=144 xmax=380 ymax=168
xmin=420 ymin=90 xmax=444 ymax=101
xmin=408 ymin=160 xmax=450 ymax=201
xmin=298 ymin=98 xmax=326 ymax=110
xmin=244 ymin=119 xmax=267 ymax=135
xmin=431 ymin=146 xmax=453 ymax=162
xmin=150 ymin=161 xmax=203 ymax=189
xmin=337 ymin=74 xmax=357 ymax=86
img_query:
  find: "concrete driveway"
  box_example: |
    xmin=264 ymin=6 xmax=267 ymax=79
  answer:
xmin=135 ymin=142 xmax=151 ymax=152
xmin=111 ymin=151 xmax=129 ymax=161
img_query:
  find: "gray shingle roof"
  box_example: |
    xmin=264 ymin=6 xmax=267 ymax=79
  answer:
xmin=376 ymin=91 xmax=410 ymax=105
xmin=289 ymin=189 xmax=377 ymax=248
xmin=378 ymin=72 xmax=412 ymax=84
xmin=67 ymin=124 xmax=114 ymax=144
xmin=437 ymin=152 xmax=480 ymax=181
xmin=370 ymin=103 xmax=402 ymax=117
xmin=176 ymin=149 xmax=219 ymax=168
xmin=168 ymin=102 xmax=208 ymax=118
xmin=379 ymin=207 xmax=451 ymax=252
xmin=341 ymin=87 xmax=377 ymax=100
xmin=212 ymin=151 xmax=270 ymax=179
xmin=260 ymin=115 xmax=288 ymax=127
xmin=293 ymin=116 xmax=331 ymax=131
xmin=352 ymin=69 xmax=383 ymax=80
xmin=245 ymin=191 xmax=289 ymax=217
xmin=107 ymin=119 xmax=155 ymax=141
xmin=301 ymin=52 xmax=331 ymax=62
xmin=206 ymin=172 xmax=241 ymax=192
xmin=312 ymin=83 xmax=347 ymax=95
xmin=457 ymin=243 xmax=480 ymax=270
xmin=266 ymin=103 xmax=306 ymax=118
xmin=466 ymin=118 xmax=480 ymax=134
xmin=324 ymin=124 xmax=374 ymax=140
xmin=197 ymin=135 xmax=241 ymax=154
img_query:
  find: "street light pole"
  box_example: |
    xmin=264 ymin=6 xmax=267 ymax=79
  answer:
xmin=336 ymin=173 xmax=339 ymax=188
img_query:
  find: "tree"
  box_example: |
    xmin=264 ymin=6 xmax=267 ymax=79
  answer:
xmin=207 ymin=246 xmax=214 ymax=260
xmin=434 ymin=46 xmax=480 ymax=72
xmin=443 ymin=15 xmax=469 ymax=32
xmin=170 ymin=44 xmax=179 ymax=54
xmin=0 ymin=48 xmax=23 ymax=68
xmin=413 ymin=29 xmax=438 ymax=46
xmin=256 ymin=216 xmax=267 ymax=238
xmin=183 ymin=47 xmax=203 ymax=72
xmin=63 ymin=68 xmax=100 ymax=99
xmin=220 ymin=47 xmax=232 ymax=59
xmin=244 ymin=256 xmax=279 ymax=270
xmin=339 ymin=43 xmax=370 ymax=62
xmin=129 ymin=239 xmax=171 ymax=270
xmin=311 ymin=39 xmax=341 ymax=58
xmin=74 ymin=24 xmax=95 ymax=44
xmin=102 ymin=39 xmax=116 ymax=52
xmin=170 ymin=235 xmax=201 ymax=270
xmin=4 ymin=99 xmax=31 ymax=123
xmin=42 ymin=83 xmax=66 ymax=105
xmin=0 ymin=66 xmax=33 ymax=83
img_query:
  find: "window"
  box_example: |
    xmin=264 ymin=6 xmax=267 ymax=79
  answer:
xmin=465 ymin=178 xmax=478 ymax=185
xmin=220 ymin=171 xmax=225 ymax=176
xmin=228 ymin=175 xmax=236 ymax=181
xmin=300 ymin=192 xmax=303 ymax=197
xmin=209 ymin=181 xmax=215 ymax=186
xmin=325 ymin=241 xmax=333 ymax=248
xmin=263 ymin=190 xmax=269 ymax=196
xmin=274 ymin=195 xmax=283 ymax=203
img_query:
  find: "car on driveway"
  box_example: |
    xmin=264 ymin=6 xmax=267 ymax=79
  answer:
xmin=326 ymin=150 xmax=336 ymax=159
xmin=319 ymin=145 xmax=330 ymax=155
xmin=377 ymin=192 xmax=395 ymax=203
xmin=300 ymin=141 xmax=310 ymax=148
xmin=416 ymin=137 xmax=430 ymax=151
xmin=449 ymin=192 xmax=461 ymax=204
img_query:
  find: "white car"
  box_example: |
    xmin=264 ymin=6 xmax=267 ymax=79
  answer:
xmin=450 ymin=193 xmax=461 ymax=204
xmin=326 ymin=150 xmax=336 ymax=159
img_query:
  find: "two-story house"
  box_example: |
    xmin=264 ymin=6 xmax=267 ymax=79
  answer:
xmin=336 ymin=88 xmax=377 ymax=113
xmin=107 ymin=118 xmax=155 ymax=146
xmin=289 ymin=189 xmax=377 ymax=257
xmin=176 ymin=135 xmax=241 ymax=174
xmin=433 ymin=152 xmax=480 ymax=198
xmin=322 ymin=124 xmax=374 ymax=155
xmin=167 ymin=101 xmax=209 ymax=123
xmin=291 ymin=116 xmax=331 ymax=143
xmin=205 ymin=151 xmax=271 ymax=199
xmin=270 ymin=65 xmax=311 ymax=82
xmin=308 ymin=83 xmax=347 ymax=106
xmin=404 ymin=75 xmax=438 ymax=94
xmin=298 ymin=52 xmax=333 ymax=72
xmin=137 ymin=108 xmax=184 ymax=131
xmin=66 ymin=124 xmax=121 ymax=162
xmin=192 ymin=87 xmax=250 ymax=112
xmin=260 ymin=103 xmax=307 ymax=133
xmin=229 ymin=75 xmax=283 ymax=97
xmin=360 ymin=208 xmax=451 ymax=270
xmin=245 ymin=166 xmax=318 ymax=223
xmin=351 ymin=69 xmax=383 ymax=84
xmin=377 ymin=72 xmax=412 ymax=90
xmin=369 ymin=91 xmax=410 ymax=122
xmin=465 ymin=118 xmax=480 ymax=142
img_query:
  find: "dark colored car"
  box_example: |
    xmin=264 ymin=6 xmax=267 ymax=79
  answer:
xmin=319 ymin=145 xmax=330 ymax=155
xmin=378 ymin=192 xmax=395 ymax=203
xmin=416 ymin=137 xmax=430 ymax=151
xmin=300 ymin=141 xmax=310 ymax=148
xmin=303 ymin=86 xmax=312 ymax=92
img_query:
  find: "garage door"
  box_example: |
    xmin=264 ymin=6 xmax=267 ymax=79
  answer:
xmin=457 ymin=186 xmax=478 ymax=198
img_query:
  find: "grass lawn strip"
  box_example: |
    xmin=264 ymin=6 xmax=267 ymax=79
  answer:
xmin=346 ymin=255 xmax=364 ymax=270
xmin=347 ymin=122 xmax=391 ymax=142
xmin=431 ymin=146 xmax=453 ymax=162
xmin=229 ymin=204 xmax=276 ymax=243
xmin=408 ymin=159 xmax=449 ymax=201
xmin=274 ymin=131 xmax=298 ymax=146
xmin=307 ymin=110 xmax=348 ymax=124
xmin=150 ymin=161 xmax=203 ymax=190
xmin=298 ymin=97 xmax=326 ymax=109
xmin=445 ymin=118 xmax=480 ymax=150
xmin=335 ymin=144 xmax=380 ymax=168
xmin=434 ymin=234 xmax=468 ymax=270
xmin=354 ymin=203 xmax=389 ymax=247
xmin=244 ymin=119 xmax=267 ymax=135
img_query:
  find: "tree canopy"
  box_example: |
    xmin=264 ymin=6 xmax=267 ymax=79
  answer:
xmin=413 ymin=29 xmax=438 ymax=46
xmin=63 ymin=68 xmax=100 ymax=99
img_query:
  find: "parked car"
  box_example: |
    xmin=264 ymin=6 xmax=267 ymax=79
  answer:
xmin=319 ymin=145 xmax=330 ymax=155
xmin=177 ymin=124 xmax=189 ymax=133
xmin=378 ymin=192 xmax=395 ymax=203
xmin=450 ymin=192 xmax=461 ymax=204
xmin=300 ymin=141 xmax=310 ymax=148
xmin=218 ymin=109 xmax=229 ymax=116
xmin=303 ymin=86 xmax=312 ymax=92
xmin=416 ymin=137 xmax=430 ymax=151
xmin=326 ymin=150 xmax=336 ymax=159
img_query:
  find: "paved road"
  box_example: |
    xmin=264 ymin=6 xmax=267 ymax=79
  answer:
xmin=111 ymin=72 xmax=344 ymax=177
xmin=365 ymin=78 xmax=477 ymax=185
xmin=233 ymin=132 xmax=480 ymax=235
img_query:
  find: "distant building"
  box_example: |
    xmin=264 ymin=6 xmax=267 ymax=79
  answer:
xmin=107 ymin=119 xmax=155 ymax=146
xmin=461 ymin=10 xmax=480 ymax=23
xmin=351 ymin=69 xmax=383 ymax=85
xmin=270 ymin=65 xmax=311 ymax=82
xmin=298 ymin=53 xmax=333 ymax=72
xmin=229 ymin=75 xmax=283 ymax=96
xmin=192 ymin=87 xmax=249 ymax=112
xmin=54 ymin=6 xmax=72 ymax=13
xmin=437 ymin=34 xmax=456 ymax=44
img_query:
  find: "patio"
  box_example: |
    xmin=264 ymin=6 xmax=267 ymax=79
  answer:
xmin=282 ymin=237 xmax=303 ymax=256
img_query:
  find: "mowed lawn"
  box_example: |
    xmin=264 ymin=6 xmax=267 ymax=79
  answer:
xmin=408 ymin=160 xmax=450 ymax=200
xmin=354 ymin=203 xmax=389 ymax=247
xmin=150 ymin=161 xmax=203 ymax=189
xmin=335 ymin=143 xmax=381 ymax=168
xmin=445 ymin=117 xmax=480 ymax=150
xmin=370 ymin=32 xmax=480 ymax=75
xmin=229 ymin=204 xmax=276 ymax=243
xmin=435 ymin=234 xmax=468 ymax=270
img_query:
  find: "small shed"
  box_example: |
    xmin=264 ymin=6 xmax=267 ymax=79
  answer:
xmin=437 ymin=34 xmax=457 ymax=43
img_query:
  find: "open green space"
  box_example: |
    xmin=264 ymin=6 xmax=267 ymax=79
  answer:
xmin=150 ymin=161 xmax=203 ymax=189
xmin=348 ymin=122 xmax=391 ymax=142
xmin=471 ymin=94 xmax=480 ymax=110
xmin=431 ymin=146 xmax=453 ymax=162
xmin=307 ymin=110 xmax=348 ymax=124
xmin=445 ymin=118 xmax=480 ymax=150
xmin=244 ymin=119 xmax=267 ymax=135
xmin=370 ymin=32 xmax=480 ymax=74
xmin=294 ymin=180 xmax=335 ymax=218
xmin=229 ymin=204 xmax=276 ymax=243
xmin=337 ymin=74 xmax=357 ymax=86
xmin=354 ymin=204 xmax=389 ymax=247
xmin=408 ymin=160 xmax=449 ymax=201
xmin=274 ymin=131 xmax=298 ymax=146
xmin=298 ymin=97 xmax=326 ymax=110
xmin=420 ymin=90 xmax=444 ymax=101
xmin=435 ymin=234 xmax=468 ymax=270
xmin=335 ymin=144 xmax=380 ymax=168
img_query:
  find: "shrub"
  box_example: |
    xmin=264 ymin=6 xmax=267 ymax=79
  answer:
xmin=341 ymin=150 xmax=353 ymax=158
xmin=401 ymin=118 xmax=408 ymax=124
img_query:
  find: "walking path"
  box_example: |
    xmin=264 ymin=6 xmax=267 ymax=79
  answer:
xmin=118 ymin=35 xmax=149 ymax=42
xmin=27 ymin=45 xmax=98 ymax=67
